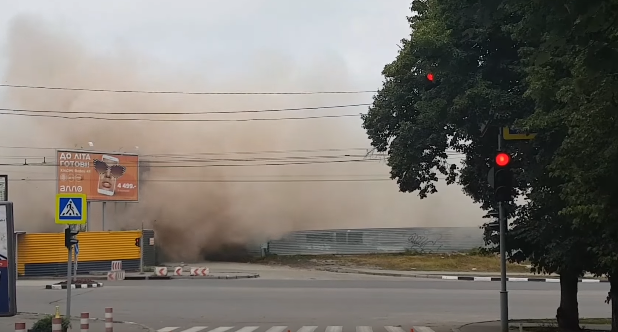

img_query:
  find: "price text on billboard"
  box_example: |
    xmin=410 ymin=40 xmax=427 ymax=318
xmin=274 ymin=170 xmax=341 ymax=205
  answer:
xmin=57 ymin=150 xmax=139 ymax=201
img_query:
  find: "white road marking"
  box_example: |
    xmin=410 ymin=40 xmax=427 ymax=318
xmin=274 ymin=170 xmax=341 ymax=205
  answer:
xmin=234 ymin=327 xmax=259 ymax=332
xmin=325 ymin=326 xmax=342 ymax=332
xmin=265 ymin=326 xmax=288 ymax=332
xmin=180 ymin=327 xmax=209 ymax=332
xmin=297 ymin=326 xmax=318 ymax=332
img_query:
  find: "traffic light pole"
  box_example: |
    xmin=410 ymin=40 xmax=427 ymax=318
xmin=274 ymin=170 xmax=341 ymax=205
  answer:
xmin=66 ymin=226 xmax=73 ymax=318
xmin=498 ymin=127 xmax=509 ymax=332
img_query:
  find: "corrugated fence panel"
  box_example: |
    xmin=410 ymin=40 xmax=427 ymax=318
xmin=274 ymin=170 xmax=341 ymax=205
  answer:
xmin=77 ymin=231 xmax=141 ymax=262
xmin=19 ymin=231 xmax=142 ymax=277
xmin=266 ymin=227 xmax=483 ymax=255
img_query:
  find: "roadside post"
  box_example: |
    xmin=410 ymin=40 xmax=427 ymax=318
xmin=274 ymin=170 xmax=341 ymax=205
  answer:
xmin=495 ymin=126 xmax=536 ymax=332
xmin=56 ymin=193 xmax=87 ymax=318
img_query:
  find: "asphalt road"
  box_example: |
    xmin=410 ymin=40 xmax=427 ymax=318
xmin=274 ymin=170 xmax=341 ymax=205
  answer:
xmin=15 ymin=270 xmax=612 ymax=332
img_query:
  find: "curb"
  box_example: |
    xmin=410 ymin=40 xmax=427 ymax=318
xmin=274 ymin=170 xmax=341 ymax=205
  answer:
xmin=441 ymin=275 xmax=608 ymax=283
xmin=319 ymin=268 xmax=608 ymax=282
xmin=45 ymin=282 xmax=104 ymax=290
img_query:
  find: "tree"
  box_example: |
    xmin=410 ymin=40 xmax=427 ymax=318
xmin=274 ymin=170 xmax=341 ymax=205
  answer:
xmin=511 ymin=0 xmax=618 ymax=329
xmin=362 ymin=0 xmax=589 ymax=329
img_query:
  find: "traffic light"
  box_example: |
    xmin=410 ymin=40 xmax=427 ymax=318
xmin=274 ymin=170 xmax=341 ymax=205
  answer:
xmin=492 ymin=152 xmax=513 ymax=202
xmin=135 ymin=237 xmax=141 ymax=247
xmin=64 ymin=227 xmax=79 ymax=249
xmin=424 ymin=72 xmax=441 ymax=91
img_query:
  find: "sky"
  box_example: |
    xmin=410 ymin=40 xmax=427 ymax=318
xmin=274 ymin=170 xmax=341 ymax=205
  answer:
xmin=0 ymin=0 xmax=483 ymax=259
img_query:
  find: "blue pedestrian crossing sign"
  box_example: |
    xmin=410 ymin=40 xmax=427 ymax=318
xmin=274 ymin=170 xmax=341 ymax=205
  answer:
xmin=55 ymin=193 xmax=87 ymax=225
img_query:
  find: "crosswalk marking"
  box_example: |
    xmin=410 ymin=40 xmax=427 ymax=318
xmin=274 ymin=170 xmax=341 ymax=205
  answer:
xmin=385 ymin=327 xmax=406 ymax=332
xmin=180 ymin=327 xmax=209 ymax=332
xmin=413 ymin=327 xmax=436 ymax=332
xmin=297 ymin=326 xmax=318 ymax=332
xmin=208 ymin=327 xmax=235 ymax=332
xmin=235 ymin=327 xmax=260 ymax=332
xmin=264 ymin=327 xmax=288 ymax=332
xmin=154 ymin=326 xmax=437 ymax=332
xmin=157 ymin=328 xmax=180 ymax=332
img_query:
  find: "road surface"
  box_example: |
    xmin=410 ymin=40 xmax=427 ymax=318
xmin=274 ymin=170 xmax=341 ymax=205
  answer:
xmin=15 ymin=268 xmax=611 ymax=332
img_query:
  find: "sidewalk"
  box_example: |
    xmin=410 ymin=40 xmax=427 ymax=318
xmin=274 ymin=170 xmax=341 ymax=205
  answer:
xmin=457 ymin=320 xmax=611 ymax=332
xmin=1 ymin=313 xmax=151 ymax=331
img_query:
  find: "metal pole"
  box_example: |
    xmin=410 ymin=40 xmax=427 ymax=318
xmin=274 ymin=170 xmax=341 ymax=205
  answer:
xmin=139 ymin=221 xmax=144 ymax=274
xmin=66 ymin=228 xmax=73 ymax=318
xmin=73 ymin=247 xmax=78 ymax=282
xmin=498 ymin=127 xmax=509 ymax=332
xmin=102 ymin=202 xmax=106 ymax=231
xmin=86 ymin=202 xmax=90 ymax=231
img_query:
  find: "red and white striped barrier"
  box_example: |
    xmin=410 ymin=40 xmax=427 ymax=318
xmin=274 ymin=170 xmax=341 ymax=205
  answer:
xmin=81 ymin=312 xmax=90 ymax=332
xmin=174 ymin=267 xmax=183 ymax=276
xmin=14 ymin=322 xmax=26 ymax=332
xmin=107 ymin=270 xmax=126 ymax=281
xmin=105 ymin=307 xmax=113 ymax=332
xmin=155 ymin=266 xmax=168 ymax=276
xmin=111 ymin=261 xmax=122 ymax=271
xmin=190 ymin=267 xmax=209 ymax=276
xmin=52 ymin=317 xmax=63 ymax=332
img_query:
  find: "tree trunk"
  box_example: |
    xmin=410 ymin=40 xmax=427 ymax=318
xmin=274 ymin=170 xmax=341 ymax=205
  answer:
xmin=556 ymin=271 xmax=580 ymax=331
xmin=609 ymin=276 xmax=618 ymax=332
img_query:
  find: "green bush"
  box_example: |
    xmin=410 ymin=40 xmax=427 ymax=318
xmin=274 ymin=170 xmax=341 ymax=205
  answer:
xmin=30 ymin=315 xmax=71 ymax=332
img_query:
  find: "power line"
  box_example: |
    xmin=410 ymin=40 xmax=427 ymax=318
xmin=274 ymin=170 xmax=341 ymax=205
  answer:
xmin=0 ymin=158 xmax=378 ymax=167
xmin=2 ymin=103 xmax=370 ymax=115
xmin=0 ymin=111 xmax=360 ymax=122
xmin=0 ymin=83 xmax=377 ymax=95
xmin=8 ymin=178 xmax=393 ymax=183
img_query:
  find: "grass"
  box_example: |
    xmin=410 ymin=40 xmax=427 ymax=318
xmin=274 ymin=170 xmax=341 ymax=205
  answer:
xmin=253 ymin=251 xmax=533 ymax=273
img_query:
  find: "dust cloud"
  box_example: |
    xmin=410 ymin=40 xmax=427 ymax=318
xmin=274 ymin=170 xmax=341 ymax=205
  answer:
xmin=0 ymin=16 xmax=483 ymax=261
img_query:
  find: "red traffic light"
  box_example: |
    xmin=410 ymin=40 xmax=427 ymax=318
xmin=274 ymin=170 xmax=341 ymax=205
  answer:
xmin=495 ymin=152 xmax=511 ymax=167
xmin=427 ymin=73 xmax=435 ymax=82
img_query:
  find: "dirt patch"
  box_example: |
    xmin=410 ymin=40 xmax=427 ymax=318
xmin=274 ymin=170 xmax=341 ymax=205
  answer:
xmin=252 ymin=253 xmax=532 ymax=273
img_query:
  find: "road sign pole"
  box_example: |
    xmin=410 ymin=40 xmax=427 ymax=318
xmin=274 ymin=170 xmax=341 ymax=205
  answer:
xmin=66 ymin=228 xmax=73 ymax=318
xmin=102 ymin=202 xmax=106 ymax=231
xmin=498 ymin=127 xmax=509 ymax=332
xmin=139 ymin=222 xmax=144 ymax=274
xmin=73 ymin=245 xmax=78 ymax=282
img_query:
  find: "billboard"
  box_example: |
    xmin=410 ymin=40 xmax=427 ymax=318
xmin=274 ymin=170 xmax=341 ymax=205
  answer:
xmin=0 ymin=175 xmax=6 ymax=201
xmin=57 ymin=150 xmax=139 ymax=201
xmin=0 ymin=202 xmax=17 ymax=316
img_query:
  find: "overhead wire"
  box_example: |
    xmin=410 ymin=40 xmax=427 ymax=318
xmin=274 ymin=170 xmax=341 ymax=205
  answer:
xmin=0 ymin=104 xmax=370 ymax=115
xmin=0 ymin=83 xmax=377 ymax=95
xmin=0 ymin=111 xmax=360 ymax=122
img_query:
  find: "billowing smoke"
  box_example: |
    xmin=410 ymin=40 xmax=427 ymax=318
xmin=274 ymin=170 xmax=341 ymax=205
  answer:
xmin=0 ymin=15 xmax=483 ymax=261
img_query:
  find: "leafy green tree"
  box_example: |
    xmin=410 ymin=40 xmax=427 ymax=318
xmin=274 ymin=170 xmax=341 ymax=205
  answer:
xmin=510 ymin=0 xmax=618 ymax=329
xmin=362 ymin=0 xmax=589 ymax=329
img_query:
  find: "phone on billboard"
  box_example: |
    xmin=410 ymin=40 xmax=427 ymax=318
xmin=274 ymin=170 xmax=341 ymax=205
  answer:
xmin=97 ymin=155 xmax=120 ymax=196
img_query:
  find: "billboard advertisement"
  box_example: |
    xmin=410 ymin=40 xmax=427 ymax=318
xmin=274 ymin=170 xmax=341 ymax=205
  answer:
xmin=57 ymin=150 xmax=139 ymax=201
xmin=0 ymin=175 xmax=6 ymax=201
xmin=0 ymin=202 xmax=17 ymax=316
